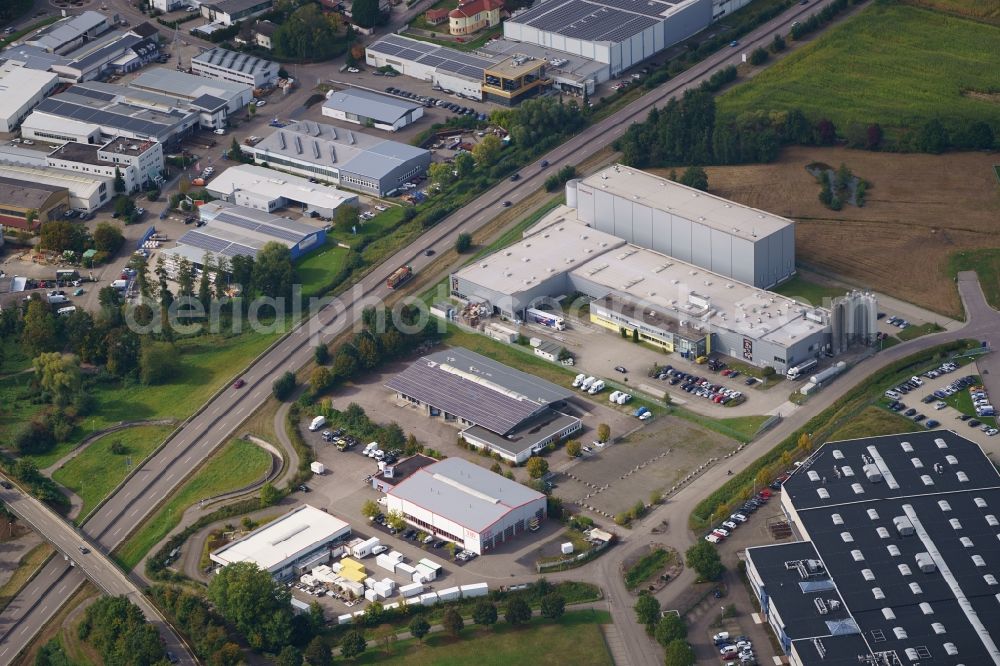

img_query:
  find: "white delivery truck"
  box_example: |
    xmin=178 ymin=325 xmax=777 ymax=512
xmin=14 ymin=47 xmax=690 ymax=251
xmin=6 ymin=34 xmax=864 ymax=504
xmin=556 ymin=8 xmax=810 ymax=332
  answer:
xmin=111 ymin=279 xmax=129 ymax=290
xmin=309 ymin=415 xmax=327 ymax=431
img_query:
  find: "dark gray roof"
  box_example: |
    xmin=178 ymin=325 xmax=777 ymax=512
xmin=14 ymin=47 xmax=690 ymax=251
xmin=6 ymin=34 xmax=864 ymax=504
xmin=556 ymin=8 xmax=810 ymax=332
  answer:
xmin=508 ymin=0 xmax=670 ymax=43
xmin=385 ymin=347 xmax=572 ymax=435
xmin=0 ymin=176 xmax=65 ymax=208
xmin=387 ymin=457 xmax=545 ymax=532
xmin=463 ymin=410 xmax=580 ymax=458
xmin=202 ymin=0 xmax=273 ymax=13
xmin=752 ymin=430 xmax=1000 ymax=666
xmin=189 ymin=93 xmax=228 ymax=112
xmin=193 ymin=47 xmax=275 ymax=76
xmin=372 ymin=454 xmax=437 ymax=487
xmin=129 ymin=22 xmax=160 ymax=38
xmin=366 ymin=34 xmax=498 ymax=81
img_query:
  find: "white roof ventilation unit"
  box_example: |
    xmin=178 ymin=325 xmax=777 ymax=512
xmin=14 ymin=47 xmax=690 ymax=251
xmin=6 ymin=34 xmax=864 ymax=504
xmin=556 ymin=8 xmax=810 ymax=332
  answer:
xmin=901 ymin=441 xmax=914 ymax=452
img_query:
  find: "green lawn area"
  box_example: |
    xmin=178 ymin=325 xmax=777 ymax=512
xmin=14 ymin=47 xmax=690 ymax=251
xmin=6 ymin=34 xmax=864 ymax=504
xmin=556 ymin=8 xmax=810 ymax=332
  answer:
xmin=298 ymin=237 xmax=351 ymax=298
xmin=897 ymin=322 xmax=945 ymax=341
xmin=771 ymin=276 xmax=845 ymax=307
xmin=352 ymin=610 xmax=613 ymax=665
xmin=408 ymin=0 xmax=455 ymax=32
xmin=0 ymin=337 xmax=33 ymax=376
xmin=402 ymin=25 xmax=503 ymax=52
xmin=0 ymin=372 xmax=44 ymax=451
xmin=717 ymin=3 xmax=1000 ymax=137
xmin=24 ymin=332 xmax=279 ymax=469
xmin=717 ymin=415 xmax=770 ymax=440
xmin=114 ymin=438 xmax=272 ymax=569
xmin=829 ymin=406 xmax=918 ymax=441
xmin=949 ymin=248 xmax=1000 ymax=311
xmin=624 ymin=548 xmax=671 ymax=589
xmin=442 ymin=326 xmax=577 ymax=387
xmin=331 ymin=206 xmax=406 ymax=248
xmin=903 ymin=0 xmax=1000 ymax=25
xmin=52 ymin=425 xmax=175 ymax=523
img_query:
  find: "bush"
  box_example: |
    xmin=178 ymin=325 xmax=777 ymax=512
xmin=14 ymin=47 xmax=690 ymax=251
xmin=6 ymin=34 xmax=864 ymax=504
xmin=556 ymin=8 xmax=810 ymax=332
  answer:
xmin=748 ymin=47 xmax=768 ymax=65
xmin=454 ymin=232 xmax=472 ymax=253
xmin=273 ymin=371 xmax=296 ymax=401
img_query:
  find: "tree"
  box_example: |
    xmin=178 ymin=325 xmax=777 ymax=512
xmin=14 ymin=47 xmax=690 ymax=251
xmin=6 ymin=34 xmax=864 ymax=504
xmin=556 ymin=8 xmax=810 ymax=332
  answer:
xmin=113 ymin=167 xmax=126 ymax=193
xmin=78 ymin=596 xmax=166 ymax=665
xmin=917 ymin=118 xmax=949 ymax=154
xmin=176 ymin=257 xmax=195 ymax=297
xmin=276 ymin=646 xmax=303 ymax=666
xmin=865 ymin=123 xmax=883 ymax=150
xmin=540 ymin=593 xmax=565 ymax=620
xmin=253 ymin=242 xmax=295 ymax=299
xmin=596 ymin=423 xmax=610 ymax=443
xmin=631 ymin=327 xmax=640 ymax=343
xmin=663 ymin=639 xmax=696 ymax=666
xmin=428 ymin=162 xmax=455 ymax=189
xmin=526 ymin=456 xmax=549 ymax=479
xmin=361 ymin=499 xmax=380 ymax=519
xmin=334 ymin=204 xmax=359 ymax=229
xmin=472 ymin=600 xmax=498 ymax=628
xmin=198 ymin=253 xmax=214 ymax=310
xmin=814 ymin=119 xmax=837 ymax=146
xmin=655 ymin=614 xmax=686 ymax=646
xmin=351 ymin=0 xmax=380 ymax=27
xmin=409 ymin=616 xmax=430 ymax=642
xmin=32 ymin=352 xmax=81 ymax=406
xmin=472 ymin=134 xmax=502 ymax=167
xmin=678 ymin=166 xmax=708 ymax=191
xmin=304 ymin=636 xmax=333 ymax=666
xmin=114 ymin=196 xmax=137 ymax=224
xmin=442 ymin=608 xmax=464 ymax=639
xmin=566 ymin=440 xmax=582 ymax=457
xmin=634 ymin=593 xmax=660 ymax=627
xmin=259 ymin=482 xmax=280 ymax=507
xmin=748 ymin=47 xmax=768 ymax=65
xmin=355 ymin=334 xmax=380 ymax=369
xmin=272 ymin=4 xmax=348 ymax=60
xmin=139 ymin=341 xmax=176 ymax=385
xmin=685 ymin=540 xmax=724 ymax=581
xmin=385 ymin=510 xmax=406 ymax=531
xmin=504 ymin=597 xmax=531 ymax=626
xmin=93 ymin=222 xmax=124 ymax=255
xmin=14 ymin=420 xmax=56 ymax=455
xmin=273 ymin=371 xmax=296 ymax=401
xmin=38 ymin=221 xmax=88 ymax=253
xmin=454 ymin=232 xmax=472 ymax=253
xmin=339 ymin=630 xmax=367 ymax=659
xmin=770 ymin=33 xmax=786 ymax=52
xmin=21 ymin=299 xmax=58 ymax=357
xmin=313 ymin=344 xmax=331 ymax=365
xmin=208 ymin=561 xmax=294 ymax=652
xmin=310 ymin=366 xmax=332 ymax=393
xmin=454 ymin=151 xmax=475 ymax=178
xmin=373 ymin=624 xmax=397 ymax=655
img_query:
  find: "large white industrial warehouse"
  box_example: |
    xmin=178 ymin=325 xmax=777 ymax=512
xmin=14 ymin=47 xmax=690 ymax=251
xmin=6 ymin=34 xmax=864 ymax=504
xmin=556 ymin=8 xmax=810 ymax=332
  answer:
xmin=503 ymin=0 xmax=711 ymax=80
xmin=384 ymin=457 xmax=547 ymax=555
xmin=210 ymin=505 xmax=353 ymax=579
xmin=448 ymin=166 xmax=876 ymax=372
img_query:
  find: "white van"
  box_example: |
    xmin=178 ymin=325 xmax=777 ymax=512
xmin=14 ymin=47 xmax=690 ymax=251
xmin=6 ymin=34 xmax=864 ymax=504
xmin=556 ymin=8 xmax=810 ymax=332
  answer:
xmin=580 ymin=376 xmax=596 ymax=391
xmin=608 ymin=391 xmax=622 ymax=403
xmin=309 ymin=416 xmax=327 ymax=431
xmin=572 ymin=373 xmax=586 ymax=388
xmin=363 ymin=441 xmax=378 ymax=455
xmin=588 ymin=379 xmax=605 ymax=395
xmin=57 ymin=306 xmax=77 ymax=316
xmin=111 ymin=279 xmax=129 ymax=290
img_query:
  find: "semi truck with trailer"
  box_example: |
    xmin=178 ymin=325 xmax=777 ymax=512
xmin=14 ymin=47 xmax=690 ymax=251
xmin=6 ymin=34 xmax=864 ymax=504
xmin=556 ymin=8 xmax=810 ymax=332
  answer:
xmin=525 ymin=307 xmax=566 ymax=331
xmin=786 ymin=358 xmax=819 ymax=380
xmin=386 ymin=265 xmax=413 ymax=289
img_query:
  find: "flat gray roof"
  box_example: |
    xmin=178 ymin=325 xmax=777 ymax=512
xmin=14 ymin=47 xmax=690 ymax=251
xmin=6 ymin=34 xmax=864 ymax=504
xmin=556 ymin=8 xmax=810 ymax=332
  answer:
xmin=130 ymin=67 xmax=251 ymax=102
xmin=366 ymin=34 xmax=498 ymax=82
xmin=463 ymin=410 xmax=580 ymax=458
xmin=506 ymin=0 xmax=701 ymax=43
xmin=26 ymin=11 xmax=107 ymax=52
xmin=579 ymin=165 xmax=793 ymax=240
xmin=385 ymin=347 xmax=572 ymax=435
xmin=323 ymin=88 xmax=421 ymax=125
xmin=251 ymin=120 xmax=429 ymax=180
xmin=387 ymin=457 xmax=545 ymax=532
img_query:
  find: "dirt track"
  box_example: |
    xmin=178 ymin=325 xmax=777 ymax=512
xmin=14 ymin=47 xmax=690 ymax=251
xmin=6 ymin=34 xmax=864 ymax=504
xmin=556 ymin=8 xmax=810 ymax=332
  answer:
xmin=654 ymin=147 xmax=1000 ymax=317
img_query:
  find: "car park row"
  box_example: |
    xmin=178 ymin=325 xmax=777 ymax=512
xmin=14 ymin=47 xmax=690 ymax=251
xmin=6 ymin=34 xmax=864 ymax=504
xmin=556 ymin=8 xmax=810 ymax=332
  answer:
xmin=383 ymin=86 xmax=487 ymax=119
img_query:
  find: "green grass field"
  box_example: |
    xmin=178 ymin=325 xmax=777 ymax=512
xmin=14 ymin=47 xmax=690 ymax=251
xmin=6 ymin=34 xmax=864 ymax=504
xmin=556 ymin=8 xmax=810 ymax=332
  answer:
xmin=52 ymin=425 xmax=175 ymax=523
xmin=771 ymin=276 xmax=845 ymax=307
xmin=718 ymin=3 xmax=1000 ymax=136
xmin=904 ymin=0 xmax=1000 ymax=25
xmin=114 ymin=438 xmax=272 ymax=569
xmin=897 ymin=322 xmax=945 ymax=341
xmin=298 ymin=238 xmax=351 ymax=298
xmin=20 ymin=332 xmax=279 ymax=469
xmin=352 ymin=610 xmax=613 ymax=665
xmin=949 ymin=248 xmax=1000 ymax=311
xmin=624 ymin=548 xmax=671 ymax=589
xmin=829 ymin=405 xmax=921 ymax=441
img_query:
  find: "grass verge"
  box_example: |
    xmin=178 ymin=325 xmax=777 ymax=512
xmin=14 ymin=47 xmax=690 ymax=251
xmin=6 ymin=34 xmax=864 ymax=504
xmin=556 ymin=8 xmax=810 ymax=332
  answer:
xmin=351 ymin=609 xmax=612 ymax=665
xmin=948 ymin=248 xmax=1000 ymax=311
xmin=827 ymin=405 xmax=919 ymax=440
xmin=771 ymin=275 xmax=845 ymax=307
xmin=624 ymin=547 xmax=671 ymax=589
xmin=114 ymin=438 xmax=272 ymax=570
xmin=0 ymin=543 xmax=53 ymax=613
xmin=52 ymin=425 xmax=175 ymax=523
xmin=897 ymin=322 xmax=945 ymax=341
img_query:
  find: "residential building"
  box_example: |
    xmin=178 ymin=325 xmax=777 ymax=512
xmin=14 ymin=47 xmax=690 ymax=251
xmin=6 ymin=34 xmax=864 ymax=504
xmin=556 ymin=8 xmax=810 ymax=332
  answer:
xmin=0 ymin=63 xmax=59 ymax=132
xmin=746 ymin=430 xmax=1000 ymax=666
xmin=0 ymin=176 xmax=70 ymax=231
xmin=385 ymin=347 xmax=582 ymax=463
xmin=244 ymin=120 xmax=431 ymax=196
xmin=321 ymin=88 xmax=424 ymax=132
xmin=449 ymin=0 xmax=503 ymax=35
xmin=204 ymin=164 xmax=358 ymax=218
xmin=383 ymin=457 xmax=547 ymax=554
xmin=200 ymin=0 xmax=274 ymax=25
xmin=210 ymin=505 xmax=352 ymax=579
xmin=191 ymin=47 xmax=279 ymax=88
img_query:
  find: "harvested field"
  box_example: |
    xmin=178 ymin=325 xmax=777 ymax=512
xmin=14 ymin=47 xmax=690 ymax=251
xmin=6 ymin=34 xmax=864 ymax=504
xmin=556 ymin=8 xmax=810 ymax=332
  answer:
xmin=903 ymin=0 xmax=1000 ymax=25
xmin=654 ymin=147 xmax=1000 ymax=317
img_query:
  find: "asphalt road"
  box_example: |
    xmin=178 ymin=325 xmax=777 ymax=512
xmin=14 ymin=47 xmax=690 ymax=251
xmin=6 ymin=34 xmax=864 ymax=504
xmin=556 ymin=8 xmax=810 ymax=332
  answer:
xmin=0 ymin=0 xmax=905 ymax=663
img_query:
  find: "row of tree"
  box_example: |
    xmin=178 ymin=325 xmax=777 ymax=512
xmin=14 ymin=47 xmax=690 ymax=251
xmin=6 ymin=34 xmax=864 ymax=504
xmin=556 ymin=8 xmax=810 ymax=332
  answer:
xmin=78 ymin=596 xmax=169 ymax=665
xmin=38 ymin=220 xmax=124 ymax=257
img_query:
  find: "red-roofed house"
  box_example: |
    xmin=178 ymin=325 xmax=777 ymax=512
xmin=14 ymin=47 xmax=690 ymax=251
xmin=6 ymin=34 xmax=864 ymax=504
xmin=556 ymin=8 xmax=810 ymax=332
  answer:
xmin=448 ymin=0 xmax=503 ymax=35
xmin=425 ymin=8 xmax=450 ymax=25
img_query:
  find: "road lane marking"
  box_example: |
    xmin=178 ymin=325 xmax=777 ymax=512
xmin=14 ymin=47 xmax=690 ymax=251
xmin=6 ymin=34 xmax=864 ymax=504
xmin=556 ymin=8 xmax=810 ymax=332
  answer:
xmin=182 ymin=455 xmax=192 ymax=465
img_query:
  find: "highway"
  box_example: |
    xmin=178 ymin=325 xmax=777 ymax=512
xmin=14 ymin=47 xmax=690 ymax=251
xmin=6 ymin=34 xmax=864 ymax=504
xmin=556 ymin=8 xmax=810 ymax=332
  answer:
xmin=0 ymin=0 xmax=864 ymax=662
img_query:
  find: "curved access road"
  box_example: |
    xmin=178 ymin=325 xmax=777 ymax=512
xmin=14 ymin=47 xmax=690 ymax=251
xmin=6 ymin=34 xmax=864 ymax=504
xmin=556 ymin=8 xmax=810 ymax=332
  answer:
xmin=0 ymin=0 xmax=860 ymax=662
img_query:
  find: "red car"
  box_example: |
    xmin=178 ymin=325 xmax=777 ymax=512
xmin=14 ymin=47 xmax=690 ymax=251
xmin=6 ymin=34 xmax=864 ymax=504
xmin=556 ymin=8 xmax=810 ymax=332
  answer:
xmin=233 ymin=379 xmax=246 ymax=389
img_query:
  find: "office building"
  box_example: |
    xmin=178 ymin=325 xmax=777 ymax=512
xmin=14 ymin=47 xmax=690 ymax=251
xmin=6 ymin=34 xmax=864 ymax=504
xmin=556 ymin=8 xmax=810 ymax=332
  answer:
xmin=191 ymin=47 xmax=279 ymax=88
xmin=46 ymin=137 xmax=164 ymax=193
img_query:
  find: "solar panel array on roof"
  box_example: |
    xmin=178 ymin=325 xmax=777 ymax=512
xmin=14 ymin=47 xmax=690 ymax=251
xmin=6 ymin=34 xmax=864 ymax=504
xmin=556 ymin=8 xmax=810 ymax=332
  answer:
xmin=366 ymin=34 xmax=498 ymax=81
xmin=194 ymin=47 xmax=274 ymax=75
xmin=510 ymin=0 xmax=669 ymax=42
xmin=213 ymin=210 xmax=311 ymax=244
xmin=178 ymin=230 xmax=257 ymax=258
